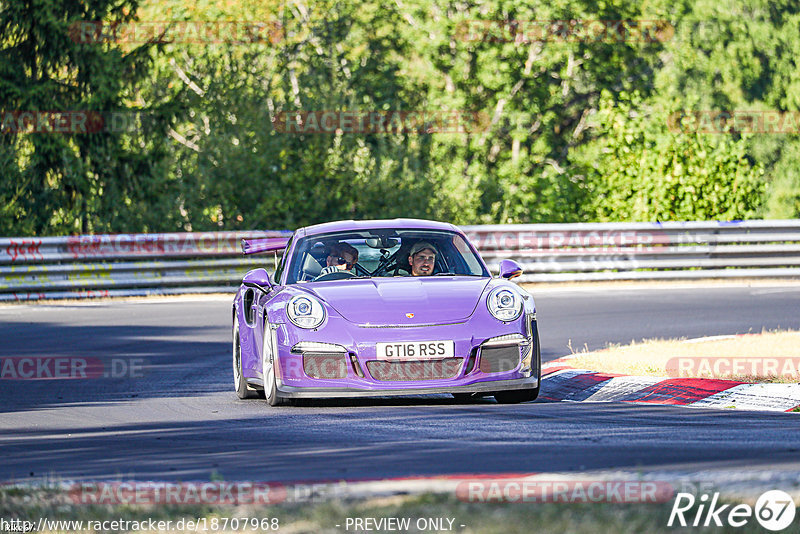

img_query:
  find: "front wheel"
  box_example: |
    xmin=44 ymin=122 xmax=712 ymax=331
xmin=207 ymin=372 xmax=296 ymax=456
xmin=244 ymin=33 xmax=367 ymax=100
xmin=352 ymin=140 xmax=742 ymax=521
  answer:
xmin=233 ymin=316 xmax=258 ymax=399
xmin=262 ymin=325 xmax=290 ymax=406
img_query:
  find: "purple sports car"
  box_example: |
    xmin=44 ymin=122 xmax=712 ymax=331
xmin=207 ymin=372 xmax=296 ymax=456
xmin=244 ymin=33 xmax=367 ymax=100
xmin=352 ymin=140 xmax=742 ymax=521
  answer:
xmin=232 ymin=219 xmax=540 ymax=405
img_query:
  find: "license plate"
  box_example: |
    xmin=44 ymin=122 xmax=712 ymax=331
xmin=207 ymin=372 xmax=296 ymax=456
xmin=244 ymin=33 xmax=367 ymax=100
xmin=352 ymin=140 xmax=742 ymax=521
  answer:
xmin=376 ymin=340 xmax=454 ymax=361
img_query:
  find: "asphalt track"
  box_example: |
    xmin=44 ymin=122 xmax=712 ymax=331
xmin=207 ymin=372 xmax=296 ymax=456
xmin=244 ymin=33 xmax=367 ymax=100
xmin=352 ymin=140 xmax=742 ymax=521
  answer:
xmin=1 ymin=284 xmax=799 ymax=483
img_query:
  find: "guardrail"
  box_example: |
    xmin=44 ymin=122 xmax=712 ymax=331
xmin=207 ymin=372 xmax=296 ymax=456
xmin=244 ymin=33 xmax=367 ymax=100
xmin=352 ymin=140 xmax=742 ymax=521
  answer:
xmin=1 ymin=220 xmax=798 ymax=301
xmin=0 ymin=231 xmax=291 ymax=301
xmin=463 ymin=220 xmax=800 ymax=282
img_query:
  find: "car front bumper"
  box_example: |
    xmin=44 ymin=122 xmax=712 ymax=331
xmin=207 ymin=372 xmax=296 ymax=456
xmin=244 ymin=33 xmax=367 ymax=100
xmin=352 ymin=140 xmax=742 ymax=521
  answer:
xmin=275 ymin=376 xmax=539 ymax=398
xmin=256 ymin=313 xmax=540 ymax=399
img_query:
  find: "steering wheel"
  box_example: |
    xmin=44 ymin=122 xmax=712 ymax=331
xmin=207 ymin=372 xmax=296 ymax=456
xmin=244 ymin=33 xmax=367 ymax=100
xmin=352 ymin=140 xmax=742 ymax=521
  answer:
xmin=314 ymin=271 xmax=356 ymax=282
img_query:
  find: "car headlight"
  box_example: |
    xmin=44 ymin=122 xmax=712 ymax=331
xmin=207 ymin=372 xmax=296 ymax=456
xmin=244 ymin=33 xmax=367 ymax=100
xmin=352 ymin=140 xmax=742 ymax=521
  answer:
xmin=287 ymin=295 xmax=326 ymax=329
xmin=487 ymin=287 xmax=523 ymax=322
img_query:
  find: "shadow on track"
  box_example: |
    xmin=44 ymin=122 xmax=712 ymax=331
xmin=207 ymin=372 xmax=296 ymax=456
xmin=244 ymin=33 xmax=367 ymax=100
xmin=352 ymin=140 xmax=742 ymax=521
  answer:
xmin=0 ymin=321 xmax=230 ymax=413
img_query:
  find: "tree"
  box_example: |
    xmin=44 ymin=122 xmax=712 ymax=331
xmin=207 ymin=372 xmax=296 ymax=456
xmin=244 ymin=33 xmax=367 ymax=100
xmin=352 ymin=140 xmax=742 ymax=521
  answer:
xmin=0 ymin=0 xmax=179 ymax=235
xmin=569 ymin=91 xmax=765 ymax=221
xmin=400 ymin=0 xmax=673 ymax=223
xmin=654 ymin=0 xmax=800 ymax=218
xmin=147 ymin=0 xmax=460 ymax=231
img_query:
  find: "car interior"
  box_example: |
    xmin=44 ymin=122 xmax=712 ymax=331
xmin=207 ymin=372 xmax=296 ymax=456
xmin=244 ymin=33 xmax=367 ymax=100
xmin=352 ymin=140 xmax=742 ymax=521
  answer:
xmin=296 ymin=235 xmax=454 ymax=282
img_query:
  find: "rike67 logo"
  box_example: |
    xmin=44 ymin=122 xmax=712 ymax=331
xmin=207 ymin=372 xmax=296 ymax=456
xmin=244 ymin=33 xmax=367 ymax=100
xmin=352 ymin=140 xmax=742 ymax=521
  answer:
xmin=669 ymin=490 xmax=797 ymax=531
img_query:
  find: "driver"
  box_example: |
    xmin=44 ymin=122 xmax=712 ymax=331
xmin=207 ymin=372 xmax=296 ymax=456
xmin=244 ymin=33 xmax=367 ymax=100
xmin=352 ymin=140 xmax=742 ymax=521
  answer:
xmin=318 ymin=242 xmax=359 ymax=277
xmin=408 ymin=241 xmax=437 ymax=276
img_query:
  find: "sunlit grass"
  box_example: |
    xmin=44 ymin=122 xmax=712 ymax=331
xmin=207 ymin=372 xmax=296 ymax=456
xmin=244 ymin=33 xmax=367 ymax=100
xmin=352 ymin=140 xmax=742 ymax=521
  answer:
xmin=562 ymin=330 xmax=800 ymax=383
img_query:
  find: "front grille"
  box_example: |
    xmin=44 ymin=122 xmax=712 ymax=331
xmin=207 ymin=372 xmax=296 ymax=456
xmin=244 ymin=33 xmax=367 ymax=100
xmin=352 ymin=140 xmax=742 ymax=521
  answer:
xmin=366 ymin=358 xmax=463 ymax=381
xmin=479 ymin=346 xmax=520 ymax=374
xmin=303 ymin=353 xmax=347 ymax=379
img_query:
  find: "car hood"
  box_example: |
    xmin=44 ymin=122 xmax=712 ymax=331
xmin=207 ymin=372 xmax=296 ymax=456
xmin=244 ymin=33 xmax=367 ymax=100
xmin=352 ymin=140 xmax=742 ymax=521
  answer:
xmin=304 ymin=277 xmax=492 ymax=326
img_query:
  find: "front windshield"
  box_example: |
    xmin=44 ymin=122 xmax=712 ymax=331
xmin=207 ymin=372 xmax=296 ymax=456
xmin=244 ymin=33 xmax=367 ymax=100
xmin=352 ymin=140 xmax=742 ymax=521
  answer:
xmin=285 ymin=229 xmax=490 ymax=284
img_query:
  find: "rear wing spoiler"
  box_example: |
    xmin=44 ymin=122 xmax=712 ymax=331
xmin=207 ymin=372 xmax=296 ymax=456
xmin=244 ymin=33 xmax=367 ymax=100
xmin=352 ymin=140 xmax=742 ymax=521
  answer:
xmin=241 ymin=237 xmax=290 ymax=255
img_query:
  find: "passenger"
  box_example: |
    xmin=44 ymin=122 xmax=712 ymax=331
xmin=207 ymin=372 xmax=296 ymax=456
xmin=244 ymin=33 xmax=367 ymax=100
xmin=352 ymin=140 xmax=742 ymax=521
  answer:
xmin=408 ymin=241 xmax=437 ymax=276
xmin=318 ymin=242 xmax=359 ymax=277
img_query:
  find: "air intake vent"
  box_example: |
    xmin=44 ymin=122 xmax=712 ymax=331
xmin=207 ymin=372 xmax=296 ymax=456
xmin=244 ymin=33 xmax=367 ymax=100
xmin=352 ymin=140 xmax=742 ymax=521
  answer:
xmin=303 ymin=353 xmax=347 ymax=379
xmin=479 ymin=346 xmax=520 ymax=374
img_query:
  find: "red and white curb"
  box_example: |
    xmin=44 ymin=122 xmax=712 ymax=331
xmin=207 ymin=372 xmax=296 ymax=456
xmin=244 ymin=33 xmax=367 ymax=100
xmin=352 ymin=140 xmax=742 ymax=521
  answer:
xmin=540 ymin=365 xmax=800 ymax=412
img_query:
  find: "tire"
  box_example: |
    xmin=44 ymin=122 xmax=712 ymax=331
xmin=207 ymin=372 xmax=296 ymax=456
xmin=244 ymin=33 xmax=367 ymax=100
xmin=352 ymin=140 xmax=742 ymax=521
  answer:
xmin=452 ymin=393 xmax=481 ymax=403
xmin=233 ymin=316 xmax=258 ymax=399
xmin=261 ymin=324 xmax=290 ymax=406
xmin=494 ymin=321 xmax=542 ymax=404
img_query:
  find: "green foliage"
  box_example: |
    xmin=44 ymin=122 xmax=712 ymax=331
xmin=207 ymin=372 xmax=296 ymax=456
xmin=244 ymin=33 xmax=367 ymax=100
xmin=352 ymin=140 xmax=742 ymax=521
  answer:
xmin=0 ymin=0 xmax=181 ymax=235
xmin=0 ymin=0 xmax=796 ymax=236
xmin=570 ymin=91 xmax=765 ymax=221
xmin=405 ymin=0 xmax=672 ymax=223
xmin=655 ymin=0 xmax=800 ymax=218
xmin=150 ymin=0 xmax=459 ymax=231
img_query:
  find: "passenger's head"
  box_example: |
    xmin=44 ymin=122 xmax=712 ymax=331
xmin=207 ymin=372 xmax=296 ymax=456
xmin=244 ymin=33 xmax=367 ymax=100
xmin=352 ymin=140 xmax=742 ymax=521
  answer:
xmin=326 ymin=242 xmax=359 ymax=270
xmin=408 ymin=241 xmax=437 ymax=276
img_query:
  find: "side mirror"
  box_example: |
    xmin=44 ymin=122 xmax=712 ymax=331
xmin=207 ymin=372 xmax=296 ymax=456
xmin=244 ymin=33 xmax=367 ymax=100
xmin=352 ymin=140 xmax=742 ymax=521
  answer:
xmin=243 ymin=268 xmax=273 ymax=292
xmin=499 ymin=259 xmax=523 ymax=280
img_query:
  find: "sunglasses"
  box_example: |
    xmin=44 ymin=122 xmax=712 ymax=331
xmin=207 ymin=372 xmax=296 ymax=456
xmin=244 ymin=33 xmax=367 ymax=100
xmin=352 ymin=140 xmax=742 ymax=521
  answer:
xmin=328 ymin=254 xmax=348 ymax=265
